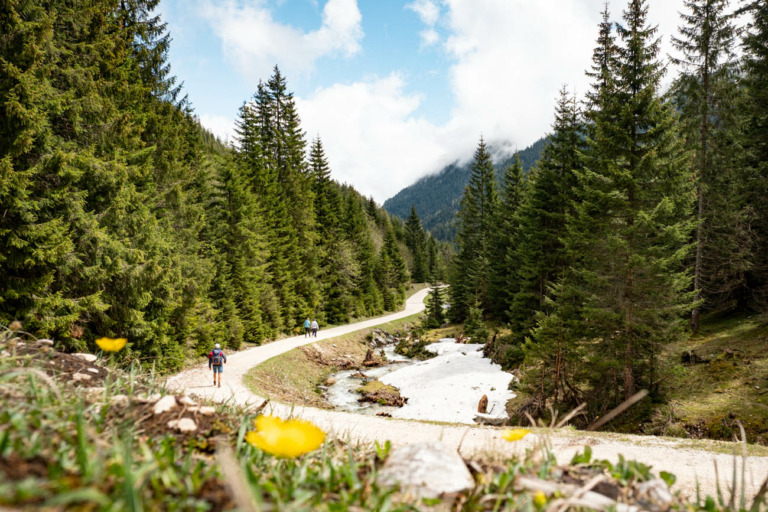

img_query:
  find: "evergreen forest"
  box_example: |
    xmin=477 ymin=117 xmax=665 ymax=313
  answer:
xmin=449 ymin=0 xmax=768 ymax=423
xmin=0 ymin=0 xmax=446 ymax=371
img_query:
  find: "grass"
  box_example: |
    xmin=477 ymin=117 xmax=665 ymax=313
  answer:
xmin=648 ymin=312 xmax=768 ymax=444
xmin=2 ymin=327 xmax=768 ymax=510
xmin=244 ymin=314 xmax=422 ymax=405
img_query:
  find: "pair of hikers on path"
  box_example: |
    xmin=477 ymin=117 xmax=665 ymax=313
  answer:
xmin=303 ymin=317 xmax=319 ymax=338
xmin=208 ymin=343 xmax=227 ymax=387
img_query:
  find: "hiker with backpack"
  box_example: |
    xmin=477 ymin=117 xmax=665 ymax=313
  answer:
xmin=304 ymin=317 xmax=311 ymax=337
xmin=208 ymin=343 xmax=227 ymax=387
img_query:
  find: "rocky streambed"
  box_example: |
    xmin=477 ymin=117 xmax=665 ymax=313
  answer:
xmin=323 ymin=331 xmax=516 ymax=425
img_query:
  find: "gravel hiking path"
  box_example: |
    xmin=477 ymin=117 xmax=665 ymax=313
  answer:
xmin=166 ymin=288 xmax=768 ymax=499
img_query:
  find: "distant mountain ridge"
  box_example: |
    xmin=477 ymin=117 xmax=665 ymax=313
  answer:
xmin=383 ymin=137 xmax=548 ymax=241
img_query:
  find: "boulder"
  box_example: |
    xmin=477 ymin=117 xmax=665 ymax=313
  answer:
xmin=178 ymin=396 xmax=197 ymax=406
xmin=473 ymin=413 xmax=507 ymax=426
xmin=357 ymin=380 xmax=407 ymax=407
xmin=153 ymin=395 xmax=178 ymax=415
xmin=377 ymin=442 xmax=474 ymax=499
xmin=73 ymin=353 xmax=97 ymax=363
xmin=110 ymin=394 xmax=129 ymax=407
xmin=634 ymin=479 xmax=673 ymax=512
xmin=167 ymin=418 xmax=197 ymax=433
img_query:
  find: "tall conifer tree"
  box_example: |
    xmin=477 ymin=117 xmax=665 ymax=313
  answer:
xmin=450 ymin=138 xmax=499 ymax=321
xmin=671 ymin=0 xmax=745 ymax=327
xmin=741 ymin=0 xmax=768 ymax=311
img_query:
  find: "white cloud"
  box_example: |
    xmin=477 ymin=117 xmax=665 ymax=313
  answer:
xmin=420 ymin=28 xmax=440 ymax=47
xmin=199 ymin=114 xmax=236 ymax=144
xmin=407 ymin=0 xmax=440 ymax=26
xmin=299 ymin=0 xmax=703 ymax=202
xmin=196 ymin=0 xmax=731 ymax=203
xmin=201 ymin=0 xmax=362 ymax=80
xmin=297 ymin=74 xmax=461 ymax=201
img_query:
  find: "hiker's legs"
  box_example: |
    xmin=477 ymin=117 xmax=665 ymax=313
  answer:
xmin=213 ymin=365 xmax=223 ymax=387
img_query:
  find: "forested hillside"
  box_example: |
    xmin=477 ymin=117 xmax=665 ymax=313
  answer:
xmin=383 ymin=138 xmax=547 ymax=241
xmin=0 ymin=0 xmax=444 ymax=371
xmin=449 ymin=0 xmax=768 ymax=431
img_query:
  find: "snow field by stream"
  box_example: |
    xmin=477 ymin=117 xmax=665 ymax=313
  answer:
xmin=379 ymin=339 xmax=515 ymax=424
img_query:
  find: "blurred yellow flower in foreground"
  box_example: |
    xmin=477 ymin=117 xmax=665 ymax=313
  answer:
xmin=95 ymin=337 xmax=127 ymax=352
xmin=533 ymin=490 xmax=547 ymax=507
xmin=246 ymin=415 xmax=325 ymax=458
xmin=501 ymin=428 xmax=531 ymax=442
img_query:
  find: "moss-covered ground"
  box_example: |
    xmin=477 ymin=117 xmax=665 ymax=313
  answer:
xmin=645 ymin=312 xmax=768 ymax=444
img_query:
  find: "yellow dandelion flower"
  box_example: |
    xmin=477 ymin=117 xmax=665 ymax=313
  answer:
xmin=95 ymin=337 xmax=127 ymax=352
xmin=533 ymin=490 xmax=547 ymax=508
xmin=245 ymin=415 xmax=325 ymax=458
xmin=501 ymin=428 xmax=531 ymax=442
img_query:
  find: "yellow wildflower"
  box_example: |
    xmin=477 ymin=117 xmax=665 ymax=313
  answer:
xmin=95 ymin=337 xmax=127 ymax=352
xmin=533 ymin=490 xmax=547 ymax=508
xmin=501 ymin=428 xmax=531 ymax=442
xmin=245 ymin=415 xmax=325 ymax=458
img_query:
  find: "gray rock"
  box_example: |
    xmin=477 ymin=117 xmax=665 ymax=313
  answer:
xmin=153 ymin=395 xmax=178 ymax=415
xmin=377 ymin=442 xmax=474 ymax=499
xmin=634 ymin=479 xmax=673 ymax=512
xmin=189 ymin=405 xmax=216 ymax=416
xmin=73 ymin=353 xmax=97 ymax=363
xmin=110 ymin=394 xmax=129 ymax=407
xmin=83 ymin=387 xmax=105 ymax=397
xmin=178 ymin=395 xmax=197 ymax=406
xmin=37 ymin=339 xmax=54 ymax=347
xmin=473 ymin=412 xmax=507 ymax=426
xmin=72 ymin=373 xmax=92 ymax=382
xmin=87 ymin=368 xmax=100 ymax=374
xmin=167 ymin=418 xmax=197 ymax=433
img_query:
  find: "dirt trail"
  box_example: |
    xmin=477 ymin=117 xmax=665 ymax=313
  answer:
xmin=166 ymin=288 xmax=768 ymax=499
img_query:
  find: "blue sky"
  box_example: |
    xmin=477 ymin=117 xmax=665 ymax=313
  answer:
xmin=159 ymin=0 xmax=693 ymax=202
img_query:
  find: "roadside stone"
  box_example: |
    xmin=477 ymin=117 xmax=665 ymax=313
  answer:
xmin=188 ymin=405 xmax=216 ymax=416
xmin=110 ymin=394 xmax=129 ymax=407
xmin=153 ymin=395 xmax=178 ymax=415
xmin=72 ymin=373 xmax=92 ymax=382
xmin=167 ymin=418 xmax=197 ymax=433
xmin=178 ymin=396 xmax=197 ymax=406
xmin=83 ymin=387 xmax=105 ymax=398
xmin=325 ymin=377 xmax=337 ymax=386
xmin=37 ymin=339 xmax=54 ymax=347
xmin=73 ymin=353 xmax=97 ymax=363
xmin=634 ymin=479 xmax=673 ymax=512
xmin=377 ymin=442 xmax=474 ymax=499
xmin=86 ymin=367 xmax=100 ymax=374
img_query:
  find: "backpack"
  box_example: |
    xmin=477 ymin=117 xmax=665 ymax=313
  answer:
xmin=211 ymin=349 xmax=222 ymax=366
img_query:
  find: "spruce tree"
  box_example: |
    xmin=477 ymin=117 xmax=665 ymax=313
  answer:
xmin=578 ymin=0 xmax=694 ymax=403
xmin=488 ymin=155 xmax=526 ymax=320
xmin=741 ymin=0 xmax=768 ymax=311
xmin=404 ymin=206 xmax=428 ymax=283
xmin=450 ymin=138 xmax=499 ymax=321
xmin=508 ymin=89 xmax=583 ymax=338
xmin=671 ymin=0 xmax=744 ymax=327
xmin=528 ymin=0 xmax=695 ymax=413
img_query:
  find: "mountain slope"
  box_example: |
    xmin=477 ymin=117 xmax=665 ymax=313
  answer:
xmin=384 ymin=137 xmax=548 ymax=241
